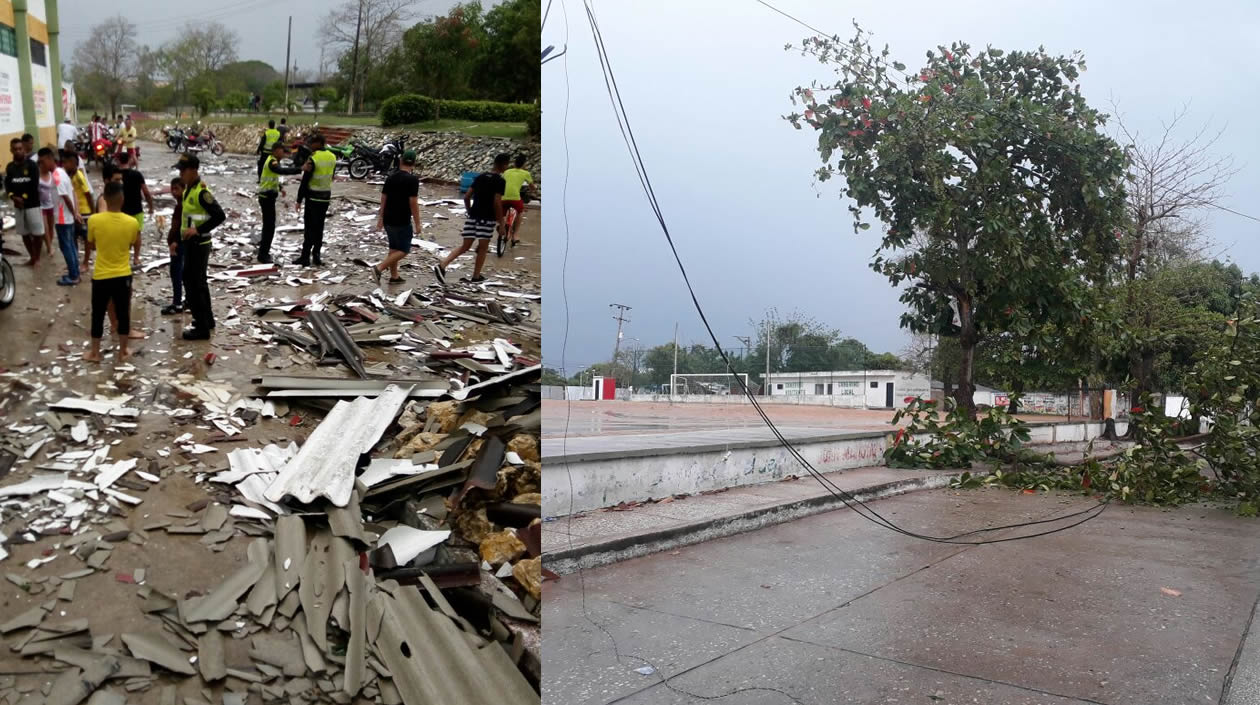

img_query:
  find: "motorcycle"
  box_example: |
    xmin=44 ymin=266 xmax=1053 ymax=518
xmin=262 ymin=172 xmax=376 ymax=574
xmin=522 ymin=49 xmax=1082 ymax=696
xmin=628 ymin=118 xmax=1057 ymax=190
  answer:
xmin=327 ymin=143 xmax=354 ymax=173
xmin=163 ymin=125 xmax=186 ymax=152
xmin=181 ymin=128 xmax=225 ymax=157
xmin=348 ymin=137 xmax=405 ymax=180
xmin=288 ymin=141 xmax=353 ymax=174
xmin=0 ymin=222 xmax=14 ymax=310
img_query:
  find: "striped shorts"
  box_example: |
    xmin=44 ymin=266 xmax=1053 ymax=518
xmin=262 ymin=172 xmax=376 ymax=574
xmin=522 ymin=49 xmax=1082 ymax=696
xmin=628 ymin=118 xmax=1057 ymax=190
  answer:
xmin=461 ymin=218 xmax=496 ymax=240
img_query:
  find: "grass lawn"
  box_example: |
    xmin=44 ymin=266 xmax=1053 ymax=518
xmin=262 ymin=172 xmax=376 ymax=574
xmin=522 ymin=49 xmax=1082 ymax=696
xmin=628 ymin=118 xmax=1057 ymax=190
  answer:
xmin=135 ymin=113 xmax=530 ymax=140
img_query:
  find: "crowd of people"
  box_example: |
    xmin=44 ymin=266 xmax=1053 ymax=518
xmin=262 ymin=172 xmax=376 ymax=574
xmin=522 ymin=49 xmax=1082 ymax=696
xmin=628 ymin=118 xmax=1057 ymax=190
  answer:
xmin=1 ymin=116 xmax=534 ymax=361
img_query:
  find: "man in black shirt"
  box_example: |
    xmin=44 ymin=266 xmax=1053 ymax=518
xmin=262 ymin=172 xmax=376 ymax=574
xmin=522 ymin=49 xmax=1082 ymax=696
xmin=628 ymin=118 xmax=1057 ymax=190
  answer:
xmin=116 ymin=152 xmax=154 ymax=233
xmin=175 ymin=155 xmax=227 ymax=340
xmin=432 ymin=153 xmax=508 ymax=286
xmin=370 ymin=150 xmax=421 ymax=285
xmin=5 ymin=138 xmax=43 ymax=264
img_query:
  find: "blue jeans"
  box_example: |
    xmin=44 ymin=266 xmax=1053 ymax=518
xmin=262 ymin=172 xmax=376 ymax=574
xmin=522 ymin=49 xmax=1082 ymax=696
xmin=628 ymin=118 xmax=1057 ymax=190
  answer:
xmin=55 ymin=224 xmax=78 ymax=281
xmin=169 ymin=240 xmax=185 ymax=306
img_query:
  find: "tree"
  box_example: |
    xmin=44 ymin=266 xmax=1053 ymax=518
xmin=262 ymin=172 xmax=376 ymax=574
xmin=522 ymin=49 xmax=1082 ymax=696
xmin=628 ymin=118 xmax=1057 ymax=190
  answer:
xmin=396 ymin=3 xmax=487 ymax=110
xmin=476 ymin=0 xmax=541 ymax=102
xmin=323 ymin=0 xmax=414 ymax=113
xmin=132 ymin=47 xmax=162 ymax=110
xmin=787 ymin=27 xmax=1128 ymax=417
xmin=1111 ymin=107 xmax=1235 ymax=404
xmin=222 ymin=91 xmax=250 ymax=115
xmin=179 ymin=22 xmax=240 ymax=78
xmin=71 ymin=16 xmax=137 ymax=116
xmin=541 ymin=367 xmax=568 ymax=386
xmin=215 ymin=60 xmax=280 ymax=95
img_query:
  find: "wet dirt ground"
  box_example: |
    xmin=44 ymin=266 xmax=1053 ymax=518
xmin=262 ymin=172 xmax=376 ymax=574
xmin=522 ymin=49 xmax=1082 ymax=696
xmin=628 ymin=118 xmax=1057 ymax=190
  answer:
xmin=0 ymin=140 xmax=542 ymax=702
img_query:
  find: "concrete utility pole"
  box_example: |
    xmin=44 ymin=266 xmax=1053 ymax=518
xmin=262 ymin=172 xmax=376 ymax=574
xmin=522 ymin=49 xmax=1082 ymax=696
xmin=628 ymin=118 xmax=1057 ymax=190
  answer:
xmin=348 ymin=0 xmax=364 ymax=114
xmin=283 ymin=16 xmax=293 ymax=115
xmin=764 ymin=319 xmax=772 ymax=397
xmin=672 ymin=323 xmax=679 ymax=392
xmin=610 ymin=304 xmax=632 ymax=373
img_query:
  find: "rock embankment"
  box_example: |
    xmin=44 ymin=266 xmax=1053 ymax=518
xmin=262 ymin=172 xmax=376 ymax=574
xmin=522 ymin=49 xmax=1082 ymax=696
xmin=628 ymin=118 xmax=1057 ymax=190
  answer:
xmin=145 ymin=123 xmax=541 ymax=185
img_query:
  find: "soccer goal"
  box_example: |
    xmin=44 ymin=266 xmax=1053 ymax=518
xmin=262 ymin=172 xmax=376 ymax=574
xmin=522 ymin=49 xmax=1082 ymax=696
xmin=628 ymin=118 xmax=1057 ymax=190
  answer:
xmin=669 ymin=373 xmax=751 ymax=396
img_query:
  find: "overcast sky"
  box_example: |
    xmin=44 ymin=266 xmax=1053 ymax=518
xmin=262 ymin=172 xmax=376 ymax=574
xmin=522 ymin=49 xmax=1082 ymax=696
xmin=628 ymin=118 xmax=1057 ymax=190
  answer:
xmin=58 ymin=0 xmax=473 ymax=79
xmin=541 ymin=0 xmax=1260 ymax=375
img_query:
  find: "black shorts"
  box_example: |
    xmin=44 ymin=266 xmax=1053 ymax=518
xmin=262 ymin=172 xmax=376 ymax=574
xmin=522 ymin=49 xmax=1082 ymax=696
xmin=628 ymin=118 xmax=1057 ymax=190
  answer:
xmin=385 ymin=223 xmax=413 ymax=253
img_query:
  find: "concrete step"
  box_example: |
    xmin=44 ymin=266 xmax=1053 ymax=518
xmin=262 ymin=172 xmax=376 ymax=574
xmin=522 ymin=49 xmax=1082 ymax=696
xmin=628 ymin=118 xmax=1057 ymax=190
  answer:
xmin=316 ymin=126 xmax=357 ymax=146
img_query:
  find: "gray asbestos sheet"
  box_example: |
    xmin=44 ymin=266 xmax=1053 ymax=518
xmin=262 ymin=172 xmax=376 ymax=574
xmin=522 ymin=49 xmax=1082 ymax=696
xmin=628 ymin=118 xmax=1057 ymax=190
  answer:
xmin=264 ymin=384 xmax=412 ymax=507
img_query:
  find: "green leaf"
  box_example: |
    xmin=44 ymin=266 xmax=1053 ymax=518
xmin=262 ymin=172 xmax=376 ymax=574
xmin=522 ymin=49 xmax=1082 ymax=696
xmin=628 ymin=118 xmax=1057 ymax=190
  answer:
xmin=859 ymin=223 xmax=871 ymax=230
xmin=892 ymin=61 xmax=906 ymax=71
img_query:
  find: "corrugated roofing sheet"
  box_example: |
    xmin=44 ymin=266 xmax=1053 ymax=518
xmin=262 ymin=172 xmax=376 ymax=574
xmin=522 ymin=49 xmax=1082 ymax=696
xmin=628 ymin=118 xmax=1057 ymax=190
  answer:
xmin=263 ymin=384 xmax=412 ymax=507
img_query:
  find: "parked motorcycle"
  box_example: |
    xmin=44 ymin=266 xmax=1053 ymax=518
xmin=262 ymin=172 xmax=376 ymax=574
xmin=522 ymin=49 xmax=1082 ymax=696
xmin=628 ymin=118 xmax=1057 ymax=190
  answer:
xmin=347 ymin=137 xmax=405 ymax=180
xmin=0 ymin=235 xmax=15 ymax=310
xmin=180 ymin=128 xmax=225 ymax=157
xmin=163 ymin=125 xmax=186 ymax=152
xmin=289 ymin=141 xmax=354 ymax=174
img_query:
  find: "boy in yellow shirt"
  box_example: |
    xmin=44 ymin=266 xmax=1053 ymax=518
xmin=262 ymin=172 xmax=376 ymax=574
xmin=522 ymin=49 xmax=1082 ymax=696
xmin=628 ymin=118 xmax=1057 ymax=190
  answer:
xmin=502 ymin=154 xmax=533 ymax=246
xmin=63 ymin=150 xmax=94 ymax=249
xmin=83 ymin=181 xmax=141 ymax=362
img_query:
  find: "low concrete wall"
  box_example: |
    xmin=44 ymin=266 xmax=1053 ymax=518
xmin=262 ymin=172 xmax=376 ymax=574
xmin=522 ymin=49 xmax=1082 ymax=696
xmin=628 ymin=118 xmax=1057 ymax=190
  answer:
xmin=543 ymin=419 xmax=1127 ymax=516
xmin=629 ymin=393 xmax=867 ymax=408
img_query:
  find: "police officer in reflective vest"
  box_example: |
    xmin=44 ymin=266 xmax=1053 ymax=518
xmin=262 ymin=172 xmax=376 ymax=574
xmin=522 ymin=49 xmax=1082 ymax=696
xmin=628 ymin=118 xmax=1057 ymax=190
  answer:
xmin=294 ymin=133 xmax=336 ymax=266
xmin=257 ymin=119 xmax=281 ymax=178
xmin=176 ymin=155 xmax=226 ymax=340
xmin=256 ymin=142 xmax=302 ymax=263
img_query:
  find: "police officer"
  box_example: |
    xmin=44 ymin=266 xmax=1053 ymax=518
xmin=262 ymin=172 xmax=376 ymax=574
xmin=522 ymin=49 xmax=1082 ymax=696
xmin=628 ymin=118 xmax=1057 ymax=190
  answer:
xmin=176 ymin=155 xmax=226 ymax=340
xmin=257 ymin=142 xmax=302 ymax=263
xmin=257 ymin=119 xmax=281 ymax=178
xmin=294 ymin=133 xmax=336 ymax=266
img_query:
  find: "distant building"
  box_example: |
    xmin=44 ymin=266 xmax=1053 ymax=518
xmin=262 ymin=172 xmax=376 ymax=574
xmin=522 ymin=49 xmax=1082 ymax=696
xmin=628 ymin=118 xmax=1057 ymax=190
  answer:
xmin=764 ymin=370 xmax=933 ymax=409
xmin=765 ymin=370 xmax=1011 ymax=410
xmin=0 ymin=0 xmax=73 ymax=147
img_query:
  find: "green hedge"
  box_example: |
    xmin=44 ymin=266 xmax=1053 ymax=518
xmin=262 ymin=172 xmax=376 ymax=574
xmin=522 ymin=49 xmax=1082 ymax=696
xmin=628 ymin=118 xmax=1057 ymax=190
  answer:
xmin=380 ymin=94 xmax=438 ymax=126
xmin=380 ymin=93 xmax=535 ymax=126
xmin=439 ymin=99 xmax=535 ymax=123
xmin=526 ymin=105 xmax=540 ymax=139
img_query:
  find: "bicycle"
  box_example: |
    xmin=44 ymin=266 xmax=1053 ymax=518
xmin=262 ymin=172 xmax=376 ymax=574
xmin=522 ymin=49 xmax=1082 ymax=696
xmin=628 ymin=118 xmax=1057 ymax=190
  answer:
xmin=497 ymin=209 xmax=515 ymax=257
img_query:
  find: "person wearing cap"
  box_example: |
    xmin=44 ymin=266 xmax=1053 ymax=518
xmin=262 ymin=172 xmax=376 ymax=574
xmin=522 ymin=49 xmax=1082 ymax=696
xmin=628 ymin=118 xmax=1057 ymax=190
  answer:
xmin=256 ymin=141 xmax=303 ymax=264
xmin=370 ymin=149 xmax=421 ymax=285
xmin=175 ymin=154 xmax=227 ymax=340
xmin=257 ymin=119 xmax=281 ymax=178
xmin=293 ymin=133 xmax=336 ymax=266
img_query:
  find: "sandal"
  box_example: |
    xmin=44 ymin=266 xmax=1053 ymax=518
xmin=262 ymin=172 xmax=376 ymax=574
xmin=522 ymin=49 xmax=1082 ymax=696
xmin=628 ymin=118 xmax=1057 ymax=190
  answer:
xmin=389 ymin=277 xmax=405 ymax=284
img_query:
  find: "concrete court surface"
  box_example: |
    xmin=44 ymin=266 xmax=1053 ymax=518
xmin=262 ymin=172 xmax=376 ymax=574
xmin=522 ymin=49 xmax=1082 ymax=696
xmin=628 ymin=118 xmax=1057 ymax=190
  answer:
xmin=541 ymin=400 xmax=1072 ymax=458
xmin=543 ymin=488 xmax=1260 ymax=705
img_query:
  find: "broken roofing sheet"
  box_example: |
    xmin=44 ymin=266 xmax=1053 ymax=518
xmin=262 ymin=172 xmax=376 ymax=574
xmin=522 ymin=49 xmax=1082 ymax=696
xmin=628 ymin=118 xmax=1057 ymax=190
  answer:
xmin=263 ymin=383 xmax=413 ymax=507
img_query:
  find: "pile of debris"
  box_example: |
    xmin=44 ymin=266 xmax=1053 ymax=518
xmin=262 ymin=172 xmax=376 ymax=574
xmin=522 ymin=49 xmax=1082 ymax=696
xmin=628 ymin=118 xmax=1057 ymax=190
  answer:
xmin=350 ymin=129 xmax=541 ymax=185
xmin=0 ymin=363 xmax=543 ymax=702
xmin=141 ymin=125 xmax=541 ymax=186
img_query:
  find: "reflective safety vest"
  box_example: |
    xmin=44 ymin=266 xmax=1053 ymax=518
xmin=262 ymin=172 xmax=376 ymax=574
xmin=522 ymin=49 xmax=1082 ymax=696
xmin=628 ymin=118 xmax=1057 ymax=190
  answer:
xmin=308 ymin=149 xmax=336 ymax=199
xmin=182 ymin=180 xmax=213 ymax=244
xmin=262 ymin=128 xmax=280 ymax=151
xmin=258 ymin=156 xmax=282 ymax=195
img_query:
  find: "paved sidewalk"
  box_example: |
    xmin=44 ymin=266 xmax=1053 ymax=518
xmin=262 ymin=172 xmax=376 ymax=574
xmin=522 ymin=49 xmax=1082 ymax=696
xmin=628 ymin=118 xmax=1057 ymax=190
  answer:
xmin=544 ymin=466 xmax=966 ymax=572
xmin=545 ymin=488 xmax=1260 ymax=705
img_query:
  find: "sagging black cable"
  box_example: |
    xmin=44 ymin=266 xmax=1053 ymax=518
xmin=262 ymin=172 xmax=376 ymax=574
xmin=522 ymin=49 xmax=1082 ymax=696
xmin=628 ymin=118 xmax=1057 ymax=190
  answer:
xmin=582 ymin=0 xmax=1109 ymax=547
